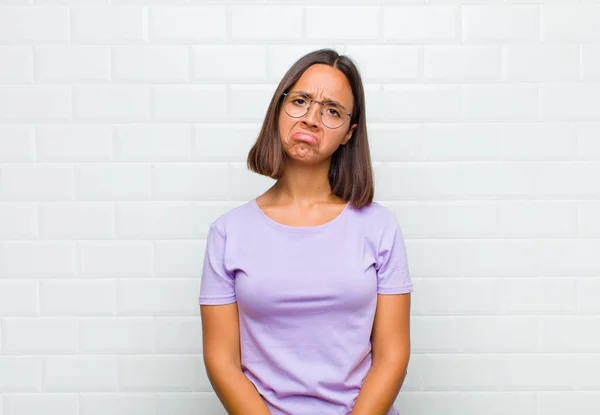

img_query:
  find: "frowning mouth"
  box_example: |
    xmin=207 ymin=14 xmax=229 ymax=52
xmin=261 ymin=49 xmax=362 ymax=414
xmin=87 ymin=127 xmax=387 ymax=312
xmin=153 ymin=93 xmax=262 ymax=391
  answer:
xmin=292 ymin=132 xmax=318 ymax=144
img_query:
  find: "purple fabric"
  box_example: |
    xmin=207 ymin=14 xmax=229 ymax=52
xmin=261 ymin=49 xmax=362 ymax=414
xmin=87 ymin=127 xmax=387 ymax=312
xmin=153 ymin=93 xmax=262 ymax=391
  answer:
xmin=199 ymin=199 xmax=413 ymax=415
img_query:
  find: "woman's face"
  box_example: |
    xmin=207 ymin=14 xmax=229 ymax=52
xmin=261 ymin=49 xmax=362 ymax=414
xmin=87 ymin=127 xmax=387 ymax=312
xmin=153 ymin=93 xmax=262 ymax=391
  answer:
xmin=278 ymin=64 xmax=357 ymax=164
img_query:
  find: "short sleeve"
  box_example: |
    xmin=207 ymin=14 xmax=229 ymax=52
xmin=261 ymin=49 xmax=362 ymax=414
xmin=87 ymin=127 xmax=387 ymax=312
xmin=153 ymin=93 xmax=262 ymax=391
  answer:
xmin=198 ymin=223 xmax=236 ymax=305
xmin=375 ymin=217 xmax=413 ymax=295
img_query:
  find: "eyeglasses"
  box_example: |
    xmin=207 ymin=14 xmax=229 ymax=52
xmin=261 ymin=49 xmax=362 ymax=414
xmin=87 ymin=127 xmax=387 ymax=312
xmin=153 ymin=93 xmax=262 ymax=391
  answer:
xmin=281 ymin=91 xmax=352 ymax=129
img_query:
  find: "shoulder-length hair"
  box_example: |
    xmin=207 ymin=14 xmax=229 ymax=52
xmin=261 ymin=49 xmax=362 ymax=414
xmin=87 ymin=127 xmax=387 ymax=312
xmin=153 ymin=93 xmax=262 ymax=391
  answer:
xmin=246 ymin=48 xmax=374 ymax=209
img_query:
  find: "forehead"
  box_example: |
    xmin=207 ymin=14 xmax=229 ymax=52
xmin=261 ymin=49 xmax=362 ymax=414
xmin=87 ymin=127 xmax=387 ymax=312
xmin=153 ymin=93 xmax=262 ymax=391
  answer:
xmin=291 ymin=64 xmax=354 ymax=109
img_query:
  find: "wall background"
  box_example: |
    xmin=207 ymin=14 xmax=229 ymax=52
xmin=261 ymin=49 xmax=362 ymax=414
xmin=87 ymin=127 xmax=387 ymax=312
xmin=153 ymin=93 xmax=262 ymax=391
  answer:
xmin=0 ymin=0 xmax=599 ymax=414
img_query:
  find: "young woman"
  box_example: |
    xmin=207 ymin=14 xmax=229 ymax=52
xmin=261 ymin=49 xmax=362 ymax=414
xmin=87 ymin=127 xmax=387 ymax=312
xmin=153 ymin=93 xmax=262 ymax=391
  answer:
xmin=199 ymin=49 xmax=413 ymax=415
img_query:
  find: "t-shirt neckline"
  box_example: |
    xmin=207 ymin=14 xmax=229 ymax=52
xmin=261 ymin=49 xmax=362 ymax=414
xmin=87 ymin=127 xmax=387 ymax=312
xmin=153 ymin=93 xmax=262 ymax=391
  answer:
xmin=250 ymin=198 xmax=351 ymax=234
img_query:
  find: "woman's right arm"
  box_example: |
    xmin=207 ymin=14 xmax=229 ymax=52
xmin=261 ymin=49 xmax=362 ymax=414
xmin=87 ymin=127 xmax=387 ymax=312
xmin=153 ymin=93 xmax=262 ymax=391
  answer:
xmin=200 ymin=302 xmax=272 ymax=415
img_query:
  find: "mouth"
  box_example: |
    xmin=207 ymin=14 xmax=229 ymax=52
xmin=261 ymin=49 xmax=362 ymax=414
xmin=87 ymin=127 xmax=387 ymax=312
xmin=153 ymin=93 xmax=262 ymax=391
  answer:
xmin=292 ymin=132 xmax=318 ymax=145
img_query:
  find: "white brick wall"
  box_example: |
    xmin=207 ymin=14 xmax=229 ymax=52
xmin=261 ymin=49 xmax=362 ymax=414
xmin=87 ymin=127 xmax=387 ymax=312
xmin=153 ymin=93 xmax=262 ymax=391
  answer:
xmin=0 ymin=1 xmax=598 ymax=414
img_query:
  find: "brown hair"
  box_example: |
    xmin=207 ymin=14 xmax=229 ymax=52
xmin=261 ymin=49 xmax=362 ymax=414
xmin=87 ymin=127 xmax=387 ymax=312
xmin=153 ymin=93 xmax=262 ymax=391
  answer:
xmin=246 ymin=48 xmax=374 ymax=209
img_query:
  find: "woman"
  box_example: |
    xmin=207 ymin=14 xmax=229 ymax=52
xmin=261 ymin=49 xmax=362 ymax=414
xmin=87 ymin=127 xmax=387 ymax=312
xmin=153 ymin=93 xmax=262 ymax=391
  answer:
xmin=199 ymin=49 xmax=413 ymax=415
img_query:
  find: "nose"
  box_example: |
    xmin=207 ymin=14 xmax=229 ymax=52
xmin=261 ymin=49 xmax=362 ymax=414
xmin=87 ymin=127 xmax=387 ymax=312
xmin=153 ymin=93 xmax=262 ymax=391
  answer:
xmin=302 ymin=101 xmax=322 ymax=127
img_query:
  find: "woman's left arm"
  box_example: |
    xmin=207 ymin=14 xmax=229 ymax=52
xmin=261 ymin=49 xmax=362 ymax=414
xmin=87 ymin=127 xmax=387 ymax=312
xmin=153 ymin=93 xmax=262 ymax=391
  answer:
xmin=350 ymin=293 xmax=412 ymax=415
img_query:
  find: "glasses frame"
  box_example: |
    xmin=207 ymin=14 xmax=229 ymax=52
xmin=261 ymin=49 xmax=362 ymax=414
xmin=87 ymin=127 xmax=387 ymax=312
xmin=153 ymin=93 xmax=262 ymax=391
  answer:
xmin=281 ymin=91 xmax=352 ymax=130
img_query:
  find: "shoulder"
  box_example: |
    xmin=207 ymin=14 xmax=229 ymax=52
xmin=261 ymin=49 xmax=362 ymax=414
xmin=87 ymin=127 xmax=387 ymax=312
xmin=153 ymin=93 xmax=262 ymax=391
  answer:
xmin=209 ymin=200 xmax=256 ymax=235
xmin=349 ymin=200 xmax=399 ymax=229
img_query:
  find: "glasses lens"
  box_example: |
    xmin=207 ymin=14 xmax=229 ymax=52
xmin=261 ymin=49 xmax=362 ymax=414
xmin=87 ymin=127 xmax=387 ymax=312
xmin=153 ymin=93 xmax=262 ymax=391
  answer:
xmin=321 ymin=103 xmax=346 ymax=129
xmin=283 ymin=92 xmax=309 ymax=118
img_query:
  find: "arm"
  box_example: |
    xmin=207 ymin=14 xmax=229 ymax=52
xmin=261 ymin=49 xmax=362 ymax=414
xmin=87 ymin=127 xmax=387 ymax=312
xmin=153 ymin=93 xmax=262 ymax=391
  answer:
xmin=350 ymin=293 xmax=412 ymax=415
xmin=201 ymin=303 xmax=272 ymax=415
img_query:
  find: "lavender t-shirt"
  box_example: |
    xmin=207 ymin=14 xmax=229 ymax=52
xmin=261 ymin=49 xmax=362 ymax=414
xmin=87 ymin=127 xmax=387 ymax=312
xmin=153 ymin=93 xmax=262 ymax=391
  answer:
xmin=199 ymin=198 xmax=413 ymax=415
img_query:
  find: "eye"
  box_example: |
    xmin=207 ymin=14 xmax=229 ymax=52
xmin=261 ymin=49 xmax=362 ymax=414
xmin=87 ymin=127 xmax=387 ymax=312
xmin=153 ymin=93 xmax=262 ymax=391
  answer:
xmin=292 ymin=98 xmax=306 ymax=106
xmin=327 ymin=107 xmax=341 ymax=118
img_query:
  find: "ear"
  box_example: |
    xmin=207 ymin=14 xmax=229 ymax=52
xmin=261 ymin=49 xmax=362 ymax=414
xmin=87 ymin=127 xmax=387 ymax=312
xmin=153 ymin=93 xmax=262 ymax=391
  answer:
xmin=342 ymin=123 xmax=358 ymax=145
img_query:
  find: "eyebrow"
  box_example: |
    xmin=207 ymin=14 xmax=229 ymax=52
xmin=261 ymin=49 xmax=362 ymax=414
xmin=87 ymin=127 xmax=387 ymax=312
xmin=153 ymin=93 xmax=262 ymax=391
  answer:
xmin=296 ymin=90 xmax=346 ymax=108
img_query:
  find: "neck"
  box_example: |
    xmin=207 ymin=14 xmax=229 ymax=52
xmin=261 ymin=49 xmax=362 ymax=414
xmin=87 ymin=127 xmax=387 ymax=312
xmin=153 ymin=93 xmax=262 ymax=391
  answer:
xmin=271 ymin=158 xmax=336 ymax=205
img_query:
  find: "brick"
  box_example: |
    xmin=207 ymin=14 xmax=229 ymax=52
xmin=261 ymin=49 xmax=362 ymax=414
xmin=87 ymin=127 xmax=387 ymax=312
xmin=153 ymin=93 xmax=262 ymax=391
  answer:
xmin=151 ymin=164 xmax=228 ymax=201
xmin=74 ymin=86 xmax=150 ymax=122
xmin=155 ymin=317 xmax=202 ymax=353
xmin=412 ymin=316 xmax=537 ymax=353
xmin=462 ymin=5 xmax=540 ymax=42
xmin=0 ymin=242 xmax=75 ymax=277
xmin=535 ymin=162 xmax=600 ymax=197
xmin=381 ymin=85 xmax=461 ymax=121
xmin=44 ymin=357 xmax=118 ymax=392
xmin=539 ymin=392 xmax=600 ymax=415
xmin=157 ymin=394 xmax=225 ymax=415
xmin=75 ymin=164 xmax=151 ymax=201
xmin=582 ymin=44 xmax=600 ymax=80
xmin=383 ymin=6 xmax=458 ymax=42
xmin=0 ymin=281 xmax=37 ymax=316
xmin=541 ymin=239 xmax=600 ymax=277
xmin=0 ymin=47 xmax=32 ymax=83
xmin=79 ymin=318 xmax=154 ymax=353
xmin=35 ymin=46 xmax=110 ymax=83
xmin=345 ymin=45 xmax=420 ymax=81
xmin=0 ymin=125 xmax=34 ymax=162
xmin=79 ymin=394 xmax=156 ymax=415
xmin=368 ymin=124 xmax=422 ymax=162
xmin=113 ymin=46 xmax=189 ymax=82
xmin=500 ymin=122 xmax=577 ymax=160
xmin=79 ymin=242 xmax=153 ymax=277
xmin=499 ymin=201 xmax=577 ymax=238
xmin=2 ymin=394 xmax=78 ymax=415
xmin=228 ymin=162 xmax=276 ymax=201
xmin=497 ymin=355 xmax=593 ymax=389
xmin=0 ymin=357 xmax=41 ymax=392
xmin=504 ymin=44 xmax=579 ymax=82
xmin=306 ymin=7 xmax=379 ymax=41
xmin=0 ymin=86 xmax=70 ymax=121
xmin=228 ymin=85 xmax=276 ymax=121
xmin=0 ymin=7 xmax=69 ymax=43
xmin=463 ymin=84 xmax=538 ymax=121
xmin=192 ymin=123 xmax=259 ymax=162
xmin=117 ymin=279 xmax=199 ymax=316
xmin=422 ymin=123 xmax=500 ymax=161
xmin=579 ymin=123 xmax=600 ymax=160
xmin=397 ymin=392 xmax=536 ymax=414
xmin=374 ymin=163 xmax=460 ymax=199
xmin=36 ymin=125 xmax=113 ymax=162
xmin=580 ymin=202 xmax=600 ymax=237
xmin=39 ymin=203 xmax=115 ymax=239
xmin=580 ymin=279 xmax=600 ymax=313
xmin=3 ymin=318 xmax=77 ymax=353
xmin=116 ymin=203 xmax=195 ymax=239
xmin=540 ymin=317 xmax=600 ymax=351
xmin=230 ymin=6 xmax=303 ymax=41
xmin=424 ymin=45 xmax=501 ymax=81
xmin=0 ymin=203 xmax=37 ymax=239
xmin=459 ymin=162 xmax=536 ymax=197
xmin=115 ymin=124 xmax=191 ymax=161
xmin=503 ymin=278 xmax=577 ymax=314
xmin=119 ymin=356 xmax=195 ymax=392
xmin=71 ymin=7 xmax=145 ymax=43
xmin=420 ymin=201 xmax=499 ymax=238
xmin=540 ymin=83 xmax=600 ymax=120
xmin=154 ymin=241 xmax=204 ymax=277
xmin=193 ymin=45 xmax=267 ymax=81
xmin=412 ymin=278 xmax=502 ymax=315
xmin=152 ymin=85 xmax=226 ymax=121
xmin=149 ymin=6 xmax=226 ymax=43
xmin=40 ymin=280 xmax=116 ymax=316
xmin=543 ymin=5 xmax=600 ymax=42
